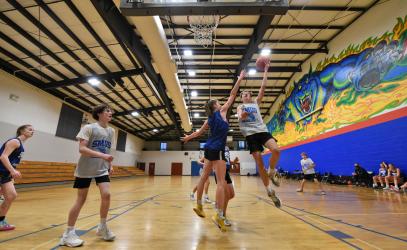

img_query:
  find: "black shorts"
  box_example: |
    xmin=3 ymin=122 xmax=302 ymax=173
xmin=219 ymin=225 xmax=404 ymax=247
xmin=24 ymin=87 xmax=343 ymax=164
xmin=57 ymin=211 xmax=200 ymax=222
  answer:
xmin=0 ymin=173 xmax=12 ymax=185
xmin=246 ymin=132 xmax=277 ymax=154
xmin=204 ymin=149 xmax=226 ymax=162
xmin=302 ymin=173 xmax=317 ymax=181
xmin=73 ymin=175 xmax=110 ymax=189
xmin=214 ymin=169 xmax=233 ymax=184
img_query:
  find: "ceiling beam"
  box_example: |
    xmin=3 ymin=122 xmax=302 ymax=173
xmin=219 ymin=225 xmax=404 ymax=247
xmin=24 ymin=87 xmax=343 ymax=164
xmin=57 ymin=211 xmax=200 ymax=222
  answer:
xmin=170 ymin=48 xmax=327 ymax=55
xmin=185 ymin=89 xmax=281 ymax=96
xmin=91 ymin=0 xmax=182 ymax=136
xmin=163 ymin=24 xmax=343 ymax=30
xmin=177 ymin=73 xmax=290 ymax=80
xmin=44 ymin=68 xmax=144 ymax=89
xmin=289 ymin=6 xmax=366 ymax=12
xmin=177 ymin=65 xmax=301 ymax=72
xmin=167 ymin=35 xmax=327 ymax=43
xmin=64 ymin=0 xmax=172 ymax=130
xmin=114 ymin=105 xmax=167 ymax=116
xmin=120 ymin=0 xmax=289 ymax=16
xmin=135 ymin=125 xmax=175 ymax=134
xmin=179 ymin=59 xmax=303 ymax=63
xmin=147 ymin=125 xmax=178 ymax=140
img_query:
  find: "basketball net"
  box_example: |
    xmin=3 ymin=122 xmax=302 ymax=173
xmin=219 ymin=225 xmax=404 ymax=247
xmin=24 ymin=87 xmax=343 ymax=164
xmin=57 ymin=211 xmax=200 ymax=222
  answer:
xmin=187 ymin=15 xmax=220 ymax=48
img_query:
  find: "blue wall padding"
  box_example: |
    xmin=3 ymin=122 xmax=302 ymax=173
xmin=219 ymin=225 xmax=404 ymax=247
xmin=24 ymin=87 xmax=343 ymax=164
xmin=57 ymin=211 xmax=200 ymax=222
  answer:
xmin=262 ymin=116 xmax=407 ymax=176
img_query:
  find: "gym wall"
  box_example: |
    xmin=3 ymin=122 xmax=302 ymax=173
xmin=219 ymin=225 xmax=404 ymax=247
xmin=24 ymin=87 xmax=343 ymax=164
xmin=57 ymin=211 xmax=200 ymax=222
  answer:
xmin=140 ymin=150 xmax=252 ymax=176
xmin=263 ymin=1 xmax=407 ymax=175
xmin=0 ymin=70 xmax=144 ymax=166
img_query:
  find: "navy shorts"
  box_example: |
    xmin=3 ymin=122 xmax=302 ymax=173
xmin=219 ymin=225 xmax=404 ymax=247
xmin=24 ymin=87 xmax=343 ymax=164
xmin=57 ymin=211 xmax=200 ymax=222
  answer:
xmin=0 ymin=172 xmax=12 ymax=185
xmin=246 ymin=132 xmax=277 ymax=154
xmin=204 ymin=149 xmax=226 ymax=162
xmin=214 ymin=169 xmax=233 ymax=184
xmin=73 ymin=175 xmax=110 ymax=189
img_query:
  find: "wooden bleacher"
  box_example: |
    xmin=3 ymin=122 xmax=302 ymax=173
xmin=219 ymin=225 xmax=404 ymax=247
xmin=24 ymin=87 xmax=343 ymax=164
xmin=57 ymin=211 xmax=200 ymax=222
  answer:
xmin=14 ymin=161 xmax=145 ymax=185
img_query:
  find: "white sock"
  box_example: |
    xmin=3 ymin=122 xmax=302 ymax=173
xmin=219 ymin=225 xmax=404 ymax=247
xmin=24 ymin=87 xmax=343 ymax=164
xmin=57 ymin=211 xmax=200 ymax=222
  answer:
xmin=266 ymin=185 xmax=273 ymax=192
xmin=100 ymin=218 xmax=107 ymax=226
xmin=204 ymin=194 xmax=208 ymax=199
xmin=218 ymin=210 xmax=224 ymax=218
xmin=66 ymin=226 xmax=74 ymax=233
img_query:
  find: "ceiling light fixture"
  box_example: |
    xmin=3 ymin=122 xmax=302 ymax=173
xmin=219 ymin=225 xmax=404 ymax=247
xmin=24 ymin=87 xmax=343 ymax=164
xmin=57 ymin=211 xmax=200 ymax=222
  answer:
xmin=260 ymin=48 xmax=271 ymax=56
xmin=184 ymin=50 xmax=193 ymax=56
xmin=88 ymin=78 xmax=100 ymax=86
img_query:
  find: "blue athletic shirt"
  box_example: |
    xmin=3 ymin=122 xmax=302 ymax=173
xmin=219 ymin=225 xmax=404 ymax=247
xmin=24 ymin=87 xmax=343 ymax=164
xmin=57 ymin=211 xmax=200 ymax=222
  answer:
xmin=205 ymin=111 xmax=229 ymax=151
xmin=0 ymin=138 xmax=24 ymax=174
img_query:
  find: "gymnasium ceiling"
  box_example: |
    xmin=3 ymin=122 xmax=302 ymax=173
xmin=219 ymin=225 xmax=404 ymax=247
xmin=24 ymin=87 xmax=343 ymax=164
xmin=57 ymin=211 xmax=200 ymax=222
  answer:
xmin=0 ymin=0 xmax=379 ymax=142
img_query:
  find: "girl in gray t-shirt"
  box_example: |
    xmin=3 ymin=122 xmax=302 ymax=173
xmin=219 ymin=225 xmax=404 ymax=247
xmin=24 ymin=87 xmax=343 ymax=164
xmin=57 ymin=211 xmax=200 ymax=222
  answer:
xmin=60 ymin=104 xmax=116 ymax=247
xmin=237 ymin=60 xmax=281 ymax=208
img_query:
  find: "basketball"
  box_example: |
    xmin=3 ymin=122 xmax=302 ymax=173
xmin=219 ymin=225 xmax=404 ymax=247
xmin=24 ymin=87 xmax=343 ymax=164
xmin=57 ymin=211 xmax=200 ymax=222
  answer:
xmin=255 ymin=56 xmax=270 ymax=71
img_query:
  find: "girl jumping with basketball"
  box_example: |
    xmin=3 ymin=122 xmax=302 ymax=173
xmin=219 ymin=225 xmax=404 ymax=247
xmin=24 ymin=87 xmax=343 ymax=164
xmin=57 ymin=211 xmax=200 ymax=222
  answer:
xmin=182 ymin=70 xmax=246 ymax=232
xmin=0 ymin=124 xmax=34 ymax=231
xmin=237 ymin=59 xmax=281 ymax=207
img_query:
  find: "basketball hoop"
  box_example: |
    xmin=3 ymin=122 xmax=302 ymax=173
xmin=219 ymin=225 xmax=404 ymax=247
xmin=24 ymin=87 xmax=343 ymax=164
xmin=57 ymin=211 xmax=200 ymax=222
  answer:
xmin=187 ymin=15 xmax=220 ymax=48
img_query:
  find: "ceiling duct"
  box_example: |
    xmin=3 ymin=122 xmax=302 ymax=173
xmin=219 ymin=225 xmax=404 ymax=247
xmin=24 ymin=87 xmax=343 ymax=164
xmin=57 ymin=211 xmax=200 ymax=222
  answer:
xmin=131 ymin=16 xmax=192 ymax=132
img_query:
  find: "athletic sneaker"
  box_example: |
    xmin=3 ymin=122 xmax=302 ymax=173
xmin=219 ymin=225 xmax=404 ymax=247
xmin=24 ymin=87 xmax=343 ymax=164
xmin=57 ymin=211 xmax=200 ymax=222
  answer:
xmin=321 ymin=191 xmax=326 ymax=195
xmin=224 ymin=218 xmax=232 ymax=227
xmin=267 ymin=188 xmax=281 ymax=208
xmin=59 ymin=230 xmax=84 ymax=247
xmin=296 ymin=189 xmax=303 ymax=192
xmin=212 ymin=214 xmax=227 ymax=232
xmin=268 ymin=170 xmax=281 ymax=187
xmin=193 ymin=204 xmax=205 ymax=218
xmin=383 ymin=186 xmax=390 ymax=190
xmin=96 ymin=225 xmax=116 ymax=241
xmin=204 ymin=195 xmax=212 ymax=204
xmin=190 ymin=192 xmax=195 ymax=201
xmin=391 ymin=186 xmax=400 ymax=192
xmin=0 ymin=220 xmax=15 ymax=231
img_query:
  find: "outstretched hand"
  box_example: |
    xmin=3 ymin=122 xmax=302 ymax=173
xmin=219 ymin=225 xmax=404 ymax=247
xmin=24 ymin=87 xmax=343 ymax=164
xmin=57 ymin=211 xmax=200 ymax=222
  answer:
xmin=264 ymin=59 xmax=270 ymax=72
xmin=240 ymin=111 xmax=249 ymax=121
xmin=239 ymin=70 xmax=247 ymax=79
xmin=181 ymin=133 xmax=191 ymax=143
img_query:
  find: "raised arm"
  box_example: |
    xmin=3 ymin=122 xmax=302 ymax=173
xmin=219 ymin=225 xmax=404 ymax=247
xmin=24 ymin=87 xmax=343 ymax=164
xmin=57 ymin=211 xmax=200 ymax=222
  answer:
xmin=255 ymin=60 xmax=270 ymax=104
xmin=181 ymin=120 xmax=209 ymax=143
xmin=221 ymin=70 xmax=246 ymax=113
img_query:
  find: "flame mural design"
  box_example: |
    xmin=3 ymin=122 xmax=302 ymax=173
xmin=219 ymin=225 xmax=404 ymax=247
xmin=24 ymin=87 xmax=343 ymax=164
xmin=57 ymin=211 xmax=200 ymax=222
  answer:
xmin=267 ymin=16 xmax=407 ymax=146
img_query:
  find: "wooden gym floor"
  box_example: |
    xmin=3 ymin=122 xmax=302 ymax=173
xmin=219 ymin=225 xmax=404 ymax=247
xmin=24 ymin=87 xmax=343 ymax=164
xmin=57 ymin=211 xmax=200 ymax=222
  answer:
xmin=0 ymin=176 xmax=406 ymax=249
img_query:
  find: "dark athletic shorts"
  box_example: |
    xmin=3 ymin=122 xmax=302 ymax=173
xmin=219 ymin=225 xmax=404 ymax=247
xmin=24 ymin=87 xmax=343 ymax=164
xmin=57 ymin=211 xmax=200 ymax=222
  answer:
xmin=301 ymin=173 xmax=317 ymax=181
xmin=214 ymin=169 xmax=233 ymax=184
xmin=73 ymin=175 xmax=110 ymax=189
xmin=204 ymin=149 xmax=226 ymax=162
xmin=245 ymin=132 xmax=277 ymax=154
xmin=0 ymin=172 xmax=12 ymax=184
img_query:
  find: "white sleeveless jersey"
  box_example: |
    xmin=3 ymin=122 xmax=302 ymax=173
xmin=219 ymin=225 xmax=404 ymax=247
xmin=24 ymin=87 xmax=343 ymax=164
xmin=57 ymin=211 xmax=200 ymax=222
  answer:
xmin=238 ymin=103 xmax=268 ymax=137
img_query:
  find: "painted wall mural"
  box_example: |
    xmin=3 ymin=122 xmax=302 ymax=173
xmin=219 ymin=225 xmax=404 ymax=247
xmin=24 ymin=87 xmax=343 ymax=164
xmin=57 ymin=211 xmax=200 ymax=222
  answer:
xmin=267 ymin=16 xmax=407 ymax=146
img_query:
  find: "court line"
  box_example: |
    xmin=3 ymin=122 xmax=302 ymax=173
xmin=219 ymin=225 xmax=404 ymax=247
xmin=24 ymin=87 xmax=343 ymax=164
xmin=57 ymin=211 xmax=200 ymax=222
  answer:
xmin=0 ymin=191 xmax=165 ymax=244
xmin=255 ymin=196 xmax=362 ymax=249
xmin=304 ymin=215 xmax=383 ymax=250
xmin=49 ymin=192 xmax=170 ymax=250
xmin=0 ymin=201 xmax=137 ymax=244
xmin=282 ymin=203 xmax=407 ymax=243
xmin=250 ymin=193 xmax=407 ymax=246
